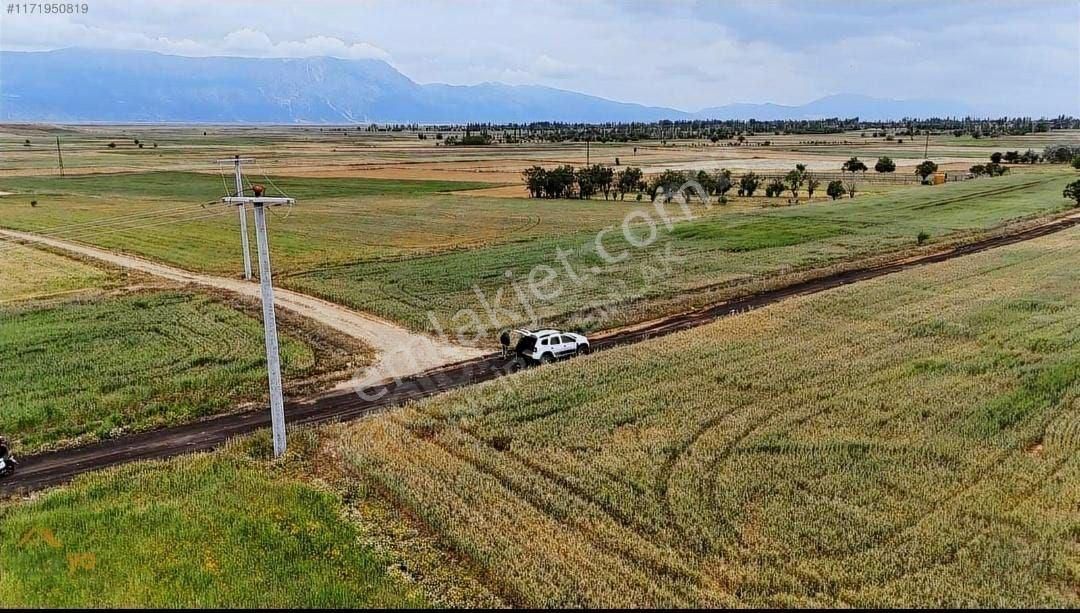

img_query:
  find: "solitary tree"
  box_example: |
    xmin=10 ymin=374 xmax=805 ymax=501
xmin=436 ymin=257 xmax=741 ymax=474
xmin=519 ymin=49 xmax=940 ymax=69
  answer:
xmin=990 ymin=152 xmax=1003 ymax=164
xmin=874 ymin=156 xmax=896 ymax=173
xmin=915 ymin=160 xmax=938 ymax=183
xmin=826 ymin=180 xmax=846 ymax=200
xmin=842 ymin=157 xmax=868 ymax=173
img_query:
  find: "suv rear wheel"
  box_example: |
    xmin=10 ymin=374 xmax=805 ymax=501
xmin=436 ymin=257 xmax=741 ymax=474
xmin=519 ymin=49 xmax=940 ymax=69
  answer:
xmin=540 ymin=353 xmax=555 ymax=364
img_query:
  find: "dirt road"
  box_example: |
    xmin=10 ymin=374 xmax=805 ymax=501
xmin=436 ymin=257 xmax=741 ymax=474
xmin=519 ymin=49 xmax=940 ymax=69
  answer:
xmin=3 ymin=211 xmax=1078 ymax=496
xmin=0 ymin=228 xmax=485 ymax=383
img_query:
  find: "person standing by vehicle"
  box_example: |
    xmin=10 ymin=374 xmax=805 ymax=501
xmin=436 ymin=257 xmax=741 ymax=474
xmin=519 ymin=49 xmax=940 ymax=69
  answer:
xmin=499 ymin=329 xmax=511 ymax=358
xmin=0 ymin=436 xmax=15 ymax=478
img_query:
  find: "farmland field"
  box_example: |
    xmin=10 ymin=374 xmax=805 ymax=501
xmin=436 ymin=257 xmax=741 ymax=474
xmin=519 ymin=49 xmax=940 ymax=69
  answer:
xmin=311 ymin=226 xmax=1080 ymax=607
xmin=0 ymin=171 xmax=636 ymax=274
xmin=285 ymin=167 xmax=1077 ymax=334
xmin=0 ymin=242 xmax=115 ymax=303
xmin=0 ymin=278 xmax=370 ymax=453
xmin=2 ymin=129 xmax=1076 ymax=339
xmin=0 ymin=440 xmax=426 ymax=608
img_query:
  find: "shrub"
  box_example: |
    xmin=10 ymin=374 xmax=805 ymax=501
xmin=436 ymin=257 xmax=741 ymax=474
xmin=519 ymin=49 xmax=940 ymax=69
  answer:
xmin=874 ymin=156 xmax=896 ymax=173
xmin=842 ymin=157 xmax=868 ymax=173
xmin=917 ymin=231 xmax=930 ymax=245
xmin=739 ymin=172 xmax=760 ymax=197
xmin=1044 ymin=145 xmax=1080 ymax=163
xmin=1064 ymin=179 xmax=1080 ymax=206
xmin=826 ymin=180 xmax=846 ymax=200
xmin=765 ymin=177 xmax=785 ymax=198
xmin=915 ymin=160 xmax=938 ymax=183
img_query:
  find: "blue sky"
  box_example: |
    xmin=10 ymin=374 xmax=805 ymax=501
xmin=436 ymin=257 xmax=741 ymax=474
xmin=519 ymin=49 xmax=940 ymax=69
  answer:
xmin=2 ymin=0 xmax=1077 ymax=115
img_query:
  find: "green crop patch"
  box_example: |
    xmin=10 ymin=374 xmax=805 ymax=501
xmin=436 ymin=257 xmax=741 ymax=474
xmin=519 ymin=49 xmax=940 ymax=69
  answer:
xmin=0 ymin=452 xmax=426 ymax=607
xmin=0 ymin=291 xmax=357 ymax=453
xmin=671 ymin=216 xmax=852 ymax=251
xmin=0 ymin=170 xmax=498 ymax=200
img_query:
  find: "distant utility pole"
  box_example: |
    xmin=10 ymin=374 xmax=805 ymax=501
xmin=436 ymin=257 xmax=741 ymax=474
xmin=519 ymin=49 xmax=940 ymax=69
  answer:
xmin=216 ymin=155 xmax=255 ymax=280
xmin=55 ymin=137 xmax=64 ymax=178
xmin=923 ymin=131 xmax=930 ymax=160
xmin=221 ymin=167 xmax=295 ymax=458
xmin=586 ymin=136 xmax=590 ymax=166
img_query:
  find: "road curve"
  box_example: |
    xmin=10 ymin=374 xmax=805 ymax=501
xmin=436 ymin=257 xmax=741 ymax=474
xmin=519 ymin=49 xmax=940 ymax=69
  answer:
xmin=2 ymin=212 xmax=1078 ymax=496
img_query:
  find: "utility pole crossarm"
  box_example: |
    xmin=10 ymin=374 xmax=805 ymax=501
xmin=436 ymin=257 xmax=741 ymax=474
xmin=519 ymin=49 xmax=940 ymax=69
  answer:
xmin=222 ymin=196 xmax=295 ymax=206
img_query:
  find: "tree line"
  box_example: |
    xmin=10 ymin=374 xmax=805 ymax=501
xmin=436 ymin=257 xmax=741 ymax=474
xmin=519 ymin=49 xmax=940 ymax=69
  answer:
xmin=523 ymin=144 xmax=1080 ymax=203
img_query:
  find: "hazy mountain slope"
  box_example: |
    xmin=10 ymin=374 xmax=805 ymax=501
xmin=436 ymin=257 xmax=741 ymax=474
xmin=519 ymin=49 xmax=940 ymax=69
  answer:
xmin=0 ymin=49 xmax=971 ymax=122
xmin=695 ymin=93 xmax=974 ymax=121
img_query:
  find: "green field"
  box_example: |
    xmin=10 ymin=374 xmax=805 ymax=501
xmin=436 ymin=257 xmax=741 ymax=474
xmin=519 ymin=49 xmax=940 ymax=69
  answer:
xmin=314 ymin=226 xmax=1080 ymax=607
xmin=285 ymin=168 xmax=1077 ymax=334
xmin=0 ymin=170 xmax=498 ymax=201
xmin=0 ymin=171 xmax=634 ymax=274
xmin=0 ymin=243 xmax=115 ymax=304
xmin=0 ymin=442 xmax=425 ymax=607
xmin=0 ymin=290 xmax=366 ymax=453
xmin=2 ymin=141 xmax=1075 ymax=340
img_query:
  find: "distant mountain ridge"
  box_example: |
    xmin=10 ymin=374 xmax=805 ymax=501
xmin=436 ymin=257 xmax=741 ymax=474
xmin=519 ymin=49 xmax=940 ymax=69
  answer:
xmin=0 ymin=48 xmax=974 ymax=123
xmin=696 ymin=94 xmax=974 ymax=121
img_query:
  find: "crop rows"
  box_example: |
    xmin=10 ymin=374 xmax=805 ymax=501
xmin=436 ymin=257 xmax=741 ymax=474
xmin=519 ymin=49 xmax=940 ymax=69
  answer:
xmin=0 ymin=291 xmax=325 ymax=452
xmin=322 ymin=227 xmax=1080 ymax=607
xmin=287 ymin=169 xmax=1076 ymax=335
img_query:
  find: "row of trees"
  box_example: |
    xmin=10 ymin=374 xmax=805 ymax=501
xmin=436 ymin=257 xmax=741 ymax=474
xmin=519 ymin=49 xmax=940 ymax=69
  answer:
xmin=523 ymin=143 xmax=1080 ymax=202
xmin=522 ymin=165 xmax=646 ymax=200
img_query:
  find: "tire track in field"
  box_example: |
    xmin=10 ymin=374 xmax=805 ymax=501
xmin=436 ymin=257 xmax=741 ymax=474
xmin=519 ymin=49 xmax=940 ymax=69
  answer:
xmin=2 ymin=211 xmax=1078 ymax=496
xmin=0 ymin=227 xmax=486 ymax=385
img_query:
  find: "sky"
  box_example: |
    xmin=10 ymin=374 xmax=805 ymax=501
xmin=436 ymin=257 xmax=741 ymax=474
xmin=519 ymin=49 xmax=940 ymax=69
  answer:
xmin=2 ymin=0 xmax=1077 ymax=116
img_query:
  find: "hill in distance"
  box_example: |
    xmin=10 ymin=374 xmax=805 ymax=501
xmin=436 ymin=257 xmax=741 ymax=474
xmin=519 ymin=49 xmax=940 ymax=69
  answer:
xmin=1 ymin=48 xmax=974 ymax=123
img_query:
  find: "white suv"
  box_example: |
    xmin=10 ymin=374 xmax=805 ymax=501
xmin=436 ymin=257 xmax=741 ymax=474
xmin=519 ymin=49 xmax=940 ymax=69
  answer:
xmin=512 ymin=329 xmax=590 ymax=364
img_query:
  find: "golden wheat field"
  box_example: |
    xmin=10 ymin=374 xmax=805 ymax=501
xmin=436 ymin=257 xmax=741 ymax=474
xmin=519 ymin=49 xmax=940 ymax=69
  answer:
xmin=313 ymin=226 xmax=1080 ymax=607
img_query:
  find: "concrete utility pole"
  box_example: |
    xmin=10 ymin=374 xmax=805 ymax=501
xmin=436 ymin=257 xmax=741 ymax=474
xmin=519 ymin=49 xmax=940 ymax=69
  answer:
xmin=217 ymin=155 xmax=255 ymax=280
xmin=222 ymin=172 xmax=295 ymax=457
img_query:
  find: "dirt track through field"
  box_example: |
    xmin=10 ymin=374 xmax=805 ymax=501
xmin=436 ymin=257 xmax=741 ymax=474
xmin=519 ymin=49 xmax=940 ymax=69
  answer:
xmin=2 ymin=211 xmax=1079 ymax=496
xmin=0 ymin=228 xmax=485 ymax=385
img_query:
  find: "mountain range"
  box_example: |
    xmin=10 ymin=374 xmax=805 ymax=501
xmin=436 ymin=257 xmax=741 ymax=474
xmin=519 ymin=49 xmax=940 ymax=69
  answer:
xmin=0 ymin=48 xmax=975 ymax=123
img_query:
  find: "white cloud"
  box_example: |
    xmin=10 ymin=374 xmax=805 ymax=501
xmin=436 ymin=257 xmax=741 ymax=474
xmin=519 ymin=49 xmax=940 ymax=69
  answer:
xmin=0 ymin=0 xmax=1075 ymax=115
xmin=221 ymin=29 xmax=387 ymax=60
